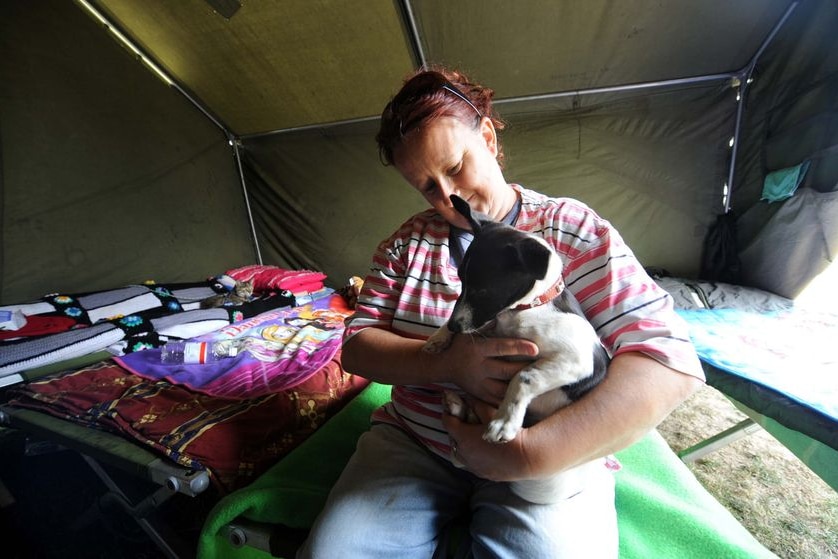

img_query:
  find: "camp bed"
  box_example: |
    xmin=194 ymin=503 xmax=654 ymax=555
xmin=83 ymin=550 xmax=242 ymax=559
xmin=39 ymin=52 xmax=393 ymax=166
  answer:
xmin=198 ymin=383 xmax=777 ymax=559
xmin=676 ymin=308 xmax=838 ymax=490
xmin=0 ymin=404 xmax=211 ymax=558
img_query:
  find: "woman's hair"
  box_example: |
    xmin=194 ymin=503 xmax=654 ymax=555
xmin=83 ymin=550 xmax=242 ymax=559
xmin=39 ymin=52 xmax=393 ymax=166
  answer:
xmin=376 ymin=65 xmax=506 ymax=167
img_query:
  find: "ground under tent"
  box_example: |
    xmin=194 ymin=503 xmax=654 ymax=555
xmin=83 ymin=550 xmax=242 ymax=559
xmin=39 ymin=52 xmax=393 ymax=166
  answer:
xmin=1 ymin=0 xmax=836 ymax=557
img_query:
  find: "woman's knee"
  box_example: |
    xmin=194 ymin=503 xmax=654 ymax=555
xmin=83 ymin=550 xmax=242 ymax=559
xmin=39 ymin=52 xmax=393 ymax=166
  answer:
xmin=470 ymin=470 xmax=617 ymax=558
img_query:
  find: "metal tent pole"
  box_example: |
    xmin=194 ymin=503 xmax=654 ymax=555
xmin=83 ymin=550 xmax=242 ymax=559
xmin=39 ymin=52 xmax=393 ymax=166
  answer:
xmin=231 ymin=138 xmax=264 ymax=264
xmin=724 ymin=0 xmax=800 ymax=214
xmin=243 ymin=71 xmax=739 ymax=140
xmin=239 ymin=116 xmax=380 ymax=141
xmin=494 ymin=72 xmax=738 ymax=106
xmin=401 ymin=0 xmax=427 ymax=69
xmin=73 ymin=0 xmax=263 ymax=265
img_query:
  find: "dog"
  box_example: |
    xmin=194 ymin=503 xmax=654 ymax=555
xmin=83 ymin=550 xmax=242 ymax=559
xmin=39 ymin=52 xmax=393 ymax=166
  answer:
xmin=423 ymin=194 xmax=610 ymax=503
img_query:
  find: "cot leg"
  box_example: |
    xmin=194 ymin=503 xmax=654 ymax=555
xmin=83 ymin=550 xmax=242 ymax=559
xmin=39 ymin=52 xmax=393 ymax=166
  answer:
xmin=78 ymin=454 xmax=190 ymax=559
xmin=678 ymin=418 xmax=762 ymax=463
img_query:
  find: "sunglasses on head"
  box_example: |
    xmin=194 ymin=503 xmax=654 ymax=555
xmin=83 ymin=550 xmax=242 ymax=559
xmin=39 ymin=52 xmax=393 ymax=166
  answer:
xmin=386 ymin=72 xmax=483 ymax=136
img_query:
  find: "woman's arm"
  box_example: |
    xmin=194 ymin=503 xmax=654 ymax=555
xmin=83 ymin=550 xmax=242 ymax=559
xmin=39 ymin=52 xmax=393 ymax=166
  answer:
xmin=342 ymin=327 xmax=539 ymax=406
xmin=442 ymin=351 xmax=702 ymax=481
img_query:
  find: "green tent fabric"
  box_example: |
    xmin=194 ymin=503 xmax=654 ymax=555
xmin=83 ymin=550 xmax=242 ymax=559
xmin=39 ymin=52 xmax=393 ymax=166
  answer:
xmin=197 ymin=383 xmax=776 ymax=559
xmin=4 ymin=0 xmax=837 ymax=304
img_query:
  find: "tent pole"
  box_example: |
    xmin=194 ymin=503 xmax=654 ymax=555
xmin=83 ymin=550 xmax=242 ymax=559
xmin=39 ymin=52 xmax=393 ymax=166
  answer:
xmin=400 ymin=0 xmax=427 ymax=68
xmin=725 ymin=77 xmax=748 ymax=215
xmin=494 ymin=72 xmax=738 ymax=105
xmin=171 ymin=84 xmax=230 ymax=135
xmin=724 ymin=0 xmax=799 ymax=214
xmin=75 ymin=1 xmax=232 ymax=134
xmin=243 ymin=71 xmax=738 ymax=140
xmin=239 ymin=116 xmax=379 ymax=141
xmin=74 ymin=0 xmax=264 ymax=266
xmin=231 ymin=139 xmax=264 ymax=265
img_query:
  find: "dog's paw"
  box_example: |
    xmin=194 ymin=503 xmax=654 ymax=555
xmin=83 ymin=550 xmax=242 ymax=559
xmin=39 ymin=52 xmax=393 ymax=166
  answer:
xmin=443 ymin=391 xmax=480 ymax=424
xmin=483 ymin=418 xmax=520 ymax=444
xmin=422 ymin=327 xmax=453 ymax=354
xmin=443 ymin=391 xmax=467 ymax=420
xmin=422 ymin=339 xmax=447 ymax=354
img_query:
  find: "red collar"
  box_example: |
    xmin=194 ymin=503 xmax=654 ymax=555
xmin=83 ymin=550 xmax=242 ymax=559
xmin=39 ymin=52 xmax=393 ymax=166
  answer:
xmin=513 ymin=276 xmax=565 ymax=310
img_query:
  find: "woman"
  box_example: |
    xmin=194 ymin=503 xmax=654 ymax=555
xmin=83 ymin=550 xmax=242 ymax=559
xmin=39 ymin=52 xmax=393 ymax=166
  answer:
xmin=298 ymin=67 xmax=703 ymax=558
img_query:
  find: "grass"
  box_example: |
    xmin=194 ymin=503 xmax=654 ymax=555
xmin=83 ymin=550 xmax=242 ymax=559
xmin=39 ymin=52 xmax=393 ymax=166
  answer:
xmin=657 ymin=384 xmax=838 ymax=559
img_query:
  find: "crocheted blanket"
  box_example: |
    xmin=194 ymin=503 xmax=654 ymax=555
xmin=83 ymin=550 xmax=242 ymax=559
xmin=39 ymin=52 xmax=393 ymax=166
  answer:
xmin=0 ymin=282 xmax=294 ymax=386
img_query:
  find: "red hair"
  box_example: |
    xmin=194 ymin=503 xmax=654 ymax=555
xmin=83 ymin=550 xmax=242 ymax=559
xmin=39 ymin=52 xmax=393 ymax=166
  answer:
xmin=376 ymin=65 xmax=506 ymax=168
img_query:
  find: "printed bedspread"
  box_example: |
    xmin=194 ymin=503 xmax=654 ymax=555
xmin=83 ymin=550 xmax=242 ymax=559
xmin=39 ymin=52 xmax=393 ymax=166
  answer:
xmin=116 ymin=293 xmax=355 ymax=399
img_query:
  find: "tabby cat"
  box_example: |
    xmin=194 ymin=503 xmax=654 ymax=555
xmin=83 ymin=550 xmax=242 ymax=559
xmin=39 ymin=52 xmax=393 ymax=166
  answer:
xmin=199 ymin=279 xmax=254 ymax=309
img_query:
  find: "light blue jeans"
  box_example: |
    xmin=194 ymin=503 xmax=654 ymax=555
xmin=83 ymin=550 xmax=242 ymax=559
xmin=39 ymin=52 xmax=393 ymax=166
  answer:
xmin=297 ymin=424 xmax=618 ymax=558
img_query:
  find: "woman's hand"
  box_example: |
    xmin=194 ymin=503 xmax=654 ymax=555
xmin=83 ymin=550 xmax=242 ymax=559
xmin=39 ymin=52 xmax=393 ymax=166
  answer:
xmin=440 ymin=333 xmax=539 ymax=405
xmin=442 ymin=398 xmax=536 ymax=482
xmin=445 ymin=353 xmax=703 ymax=483
xmin=341 ymin=328 xmax=536 ymax=395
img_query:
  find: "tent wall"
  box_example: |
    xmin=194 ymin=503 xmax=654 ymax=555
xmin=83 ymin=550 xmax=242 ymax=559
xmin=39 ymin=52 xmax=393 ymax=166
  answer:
xmin=3 ymin=0 xmax=834 ymax=304
xmin=242 ymin=82 xmax=734 ymax=285
xmin=233 ymin=0 xmax=833 ymax=292
xmin=0 ymin=1 xmax=256 ymax=304
xmin=494 ymin=84 xmax=734 ymax=276
xmin=733 ymin=0 xmax=838 ymax=297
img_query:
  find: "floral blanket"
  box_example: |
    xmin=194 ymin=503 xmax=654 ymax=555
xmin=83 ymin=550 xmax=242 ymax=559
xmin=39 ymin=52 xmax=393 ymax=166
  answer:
xmin=5 ymin=358 xmax=369 ymax=493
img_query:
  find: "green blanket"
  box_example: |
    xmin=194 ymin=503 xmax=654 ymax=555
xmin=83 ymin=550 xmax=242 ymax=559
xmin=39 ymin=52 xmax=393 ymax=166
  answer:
xmin=198 ymin=383 xmax=776 ymax=559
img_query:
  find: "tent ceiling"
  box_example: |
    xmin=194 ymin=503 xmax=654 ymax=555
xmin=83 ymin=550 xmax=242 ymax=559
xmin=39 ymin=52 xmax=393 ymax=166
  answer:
xmin=411 ymin=0 xmax=790 ymax=98
xmin=92 ymin=0 xmax=794 ymax=137
xmin=96 ymin=0 xmax=415 ymax=135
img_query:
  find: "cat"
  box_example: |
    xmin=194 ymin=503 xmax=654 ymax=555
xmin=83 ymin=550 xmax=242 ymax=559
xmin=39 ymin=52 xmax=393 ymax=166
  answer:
xmin=199 ymin=279 xmax=254 ymax=309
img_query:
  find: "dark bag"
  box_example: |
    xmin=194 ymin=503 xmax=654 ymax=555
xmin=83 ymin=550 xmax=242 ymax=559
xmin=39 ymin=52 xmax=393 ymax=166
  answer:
xmin=700 ymin=212 xmax=741 ymax=284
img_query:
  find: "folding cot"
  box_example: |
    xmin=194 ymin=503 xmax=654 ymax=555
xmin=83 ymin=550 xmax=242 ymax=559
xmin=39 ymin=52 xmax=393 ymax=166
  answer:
xmin=677 ymin=307 xmax=837 ymax=490
xmin=198 ymin=383 xmax=778 ymax=559
xmin=655 ymin=275 xmax=837 ymax=491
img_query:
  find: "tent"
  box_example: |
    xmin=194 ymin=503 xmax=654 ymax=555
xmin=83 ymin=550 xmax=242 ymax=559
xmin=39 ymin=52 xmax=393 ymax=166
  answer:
xmin=3 ymin=0 xmax=836 ymax=305
xmin=1 ymin=0 xmax=836 ymax=556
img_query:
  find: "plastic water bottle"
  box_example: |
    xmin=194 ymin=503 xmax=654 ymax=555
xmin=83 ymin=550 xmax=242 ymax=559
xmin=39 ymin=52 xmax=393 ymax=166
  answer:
xmin=160 ymin=340 xmax=240 ymax=364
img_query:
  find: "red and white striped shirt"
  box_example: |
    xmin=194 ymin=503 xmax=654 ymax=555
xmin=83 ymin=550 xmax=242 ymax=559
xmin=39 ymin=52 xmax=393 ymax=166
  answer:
xmin=344 ymin=185 xmax=703 ymax=461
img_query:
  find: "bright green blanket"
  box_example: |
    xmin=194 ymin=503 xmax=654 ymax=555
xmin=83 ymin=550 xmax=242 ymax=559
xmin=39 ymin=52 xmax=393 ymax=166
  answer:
xmin=198 ymin=383 xmax=776 ymax=559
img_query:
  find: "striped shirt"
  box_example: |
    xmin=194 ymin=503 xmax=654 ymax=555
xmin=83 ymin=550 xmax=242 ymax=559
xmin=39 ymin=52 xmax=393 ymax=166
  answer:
xmin=344 ymin=185 xmax=703 ymax=461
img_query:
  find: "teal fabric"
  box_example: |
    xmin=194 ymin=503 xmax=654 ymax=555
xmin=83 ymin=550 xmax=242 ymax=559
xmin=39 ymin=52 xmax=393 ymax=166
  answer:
xmin=761 ymin=161 xmax=810 ymax=202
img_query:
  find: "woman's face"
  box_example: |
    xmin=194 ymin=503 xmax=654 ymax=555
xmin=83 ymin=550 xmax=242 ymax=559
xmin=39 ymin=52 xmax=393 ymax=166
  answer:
xmin=393 ymin=116 xmax=514 ymax=230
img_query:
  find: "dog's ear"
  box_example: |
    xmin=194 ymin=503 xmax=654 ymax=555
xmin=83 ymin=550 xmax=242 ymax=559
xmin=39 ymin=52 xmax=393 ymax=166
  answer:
xmin=450 ymin=194 xmax=491 ymax=232
xmin=504 ymin=238 xmax=551 ymax=279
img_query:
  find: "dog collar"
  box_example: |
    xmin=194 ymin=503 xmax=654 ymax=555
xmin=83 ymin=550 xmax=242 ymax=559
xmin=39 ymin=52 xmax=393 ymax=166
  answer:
xmin=514 ymin=276 xmax=565 ymax=310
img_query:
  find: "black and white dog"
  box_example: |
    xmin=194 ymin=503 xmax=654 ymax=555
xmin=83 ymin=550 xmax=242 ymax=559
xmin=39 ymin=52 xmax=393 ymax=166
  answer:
xmin=423 ymin=195 xmax=610 ymax=504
